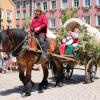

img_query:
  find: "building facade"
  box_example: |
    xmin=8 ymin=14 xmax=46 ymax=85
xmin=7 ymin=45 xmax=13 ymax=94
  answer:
xmin=0 ymin=0 xmax=16 ymax=31
xmin=12 ymin=0 xmax=35 ymax=29
xmin=13 ymin=0 xmax=100 ymax=32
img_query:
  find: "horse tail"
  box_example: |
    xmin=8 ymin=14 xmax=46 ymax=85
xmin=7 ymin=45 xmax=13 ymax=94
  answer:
xmin=49 ymin=59 xmax=64 ymax=82
xmin=49 ymin=60 xmax=57 ymax=78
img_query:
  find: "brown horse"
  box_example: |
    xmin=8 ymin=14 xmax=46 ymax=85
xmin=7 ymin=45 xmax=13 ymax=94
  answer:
xmin=0 ymin=28 xmax=63 ymax=96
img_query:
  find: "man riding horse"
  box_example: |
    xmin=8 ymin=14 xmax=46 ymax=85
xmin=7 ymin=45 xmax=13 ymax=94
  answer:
xmin=28 ymin=6 xmax=48 ymax=59
xmin=0 ymin=6 xmax=64 ymax=96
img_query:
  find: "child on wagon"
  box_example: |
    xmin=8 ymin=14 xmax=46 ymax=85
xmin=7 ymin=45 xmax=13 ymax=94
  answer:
xmin=59 ymin=27 xmax=80 ymax=56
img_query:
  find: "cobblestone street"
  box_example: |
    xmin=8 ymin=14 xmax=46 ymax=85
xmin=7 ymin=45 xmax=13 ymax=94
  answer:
xmin=0 ymin=65 xmax=100 ymax=100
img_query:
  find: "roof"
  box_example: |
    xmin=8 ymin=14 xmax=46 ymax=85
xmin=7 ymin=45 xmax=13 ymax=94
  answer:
xmin=9 ymin=0 xmax=16 ymax=8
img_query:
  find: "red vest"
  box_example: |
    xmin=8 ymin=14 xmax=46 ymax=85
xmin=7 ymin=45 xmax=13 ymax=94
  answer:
xmin=73 ymin=38 xmax=79 ymax=44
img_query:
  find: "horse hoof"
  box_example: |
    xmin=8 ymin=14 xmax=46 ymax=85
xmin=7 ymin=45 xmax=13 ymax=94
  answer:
xmin=21 ymin=92 xmax=31 ymax=97
xmin=21 ymin=87 xmax=25 ymax=93
xmin=38 ymin=88 xmax=43 ymax=93
xmin=90 ymin=80 xmax=94 ymax=83
xmin=57 ymin=82 xmax=63 ymax=87
xmin=84 ymin=79 xmax=90 ymax=84
xmin=31 ymin=81 xmax=35 ymax=87
xmin=25 ymin=92 xmax=31 ymax=96
xmin=43 ymin=83 xmax=48 ymax=89
xmin=43 ymin=85 xmax=47 ymax=89
xmin=38 ymin=90 xmax=43 ymax=93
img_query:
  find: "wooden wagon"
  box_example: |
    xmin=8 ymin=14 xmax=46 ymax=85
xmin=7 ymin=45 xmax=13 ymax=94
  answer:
xmin=56 ymin=18 xmax=99 ymax=83
xmin=49 ymin=49 xmax=98 ymax=83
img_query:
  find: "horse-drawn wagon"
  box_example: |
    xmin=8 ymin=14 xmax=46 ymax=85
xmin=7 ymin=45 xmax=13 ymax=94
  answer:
xmin=53 ymin=18 xmax=99 ymax=83
xmin=0 ymin=18 xmax=99 ymax=96
xmin=50 ymin=47 xmax=97 ymax=83
xmin=25 ymin=18 xmax=99 ymax=84
xmin=62 ymin=50 xmax=97 ymax=83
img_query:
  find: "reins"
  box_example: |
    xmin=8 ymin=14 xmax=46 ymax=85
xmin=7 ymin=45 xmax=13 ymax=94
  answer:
xmin=0 ymin=29 xmax=43 ymax=58
xmin=9 ymin=36 xmax=27 ymax=56
xmin=0 ymin=29 xmax=29 ymax=56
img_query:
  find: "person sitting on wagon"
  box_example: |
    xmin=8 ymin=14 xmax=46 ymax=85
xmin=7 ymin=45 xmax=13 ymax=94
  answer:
xmin=59 ymin=27 xmax=80 ymax=56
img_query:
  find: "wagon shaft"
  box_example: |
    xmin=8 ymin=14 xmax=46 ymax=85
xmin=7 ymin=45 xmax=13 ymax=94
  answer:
xmin=24 ymin=46 xmax=77 ymax=62
xmin=49 ymin=53 xmax=77 ymax=62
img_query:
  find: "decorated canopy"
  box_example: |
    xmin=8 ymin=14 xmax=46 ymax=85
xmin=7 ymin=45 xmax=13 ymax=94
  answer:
xmin=63 ymin=18 xmax=100 ymax=44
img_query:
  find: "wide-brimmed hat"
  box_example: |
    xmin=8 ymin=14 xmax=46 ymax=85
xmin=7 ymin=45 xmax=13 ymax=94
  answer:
xmin=35 ymin=6 xmax=42 ymax=12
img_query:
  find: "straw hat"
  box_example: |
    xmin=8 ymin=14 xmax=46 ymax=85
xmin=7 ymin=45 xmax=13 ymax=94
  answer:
xmin=35 ymin=6 xmax=42 ymax=12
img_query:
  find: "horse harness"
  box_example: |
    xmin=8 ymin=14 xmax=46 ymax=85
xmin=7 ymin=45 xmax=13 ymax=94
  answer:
xmin=0 ymin=29 xmax=47 ymax=65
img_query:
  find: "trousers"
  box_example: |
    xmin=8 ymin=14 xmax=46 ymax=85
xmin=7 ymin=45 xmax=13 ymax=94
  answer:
xmin=34 ymin=33 xmax=48 ymax=50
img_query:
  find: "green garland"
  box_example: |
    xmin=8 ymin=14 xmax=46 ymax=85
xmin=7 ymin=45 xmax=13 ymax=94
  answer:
xmin=56 ymin=25 xmax=100 ymax=66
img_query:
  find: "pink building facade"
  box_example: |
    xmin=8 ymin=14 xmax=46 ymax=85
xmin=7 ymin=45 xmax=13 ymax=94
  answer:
xmin=13 ymin=0 xmax=35 ymax=28
xmin=13 ymin=0 xmax=100 ymax=32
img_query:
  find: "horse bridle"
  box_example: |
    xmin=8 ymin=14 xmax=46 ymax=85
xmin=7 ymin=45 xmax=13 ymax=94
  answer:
xmin=0 ymin=30 xmax=44 ymax=66
xmin=0 ymin=32 xmax=28 ymax=57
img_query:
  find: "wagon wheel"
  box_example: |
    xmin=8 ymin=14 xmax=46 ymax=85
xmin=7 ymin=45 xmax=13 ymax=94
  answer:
xmin=85 ymin=59 xmax=97 ymax=83
xmin=63 ymin=63 xmax=73 ymax=80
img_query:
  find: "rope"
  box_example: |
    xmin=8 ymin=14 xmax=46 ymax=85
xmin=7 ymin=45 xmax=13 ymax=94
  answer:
xmin=9 ymin=30 xmax=29 ymax=55
xmin=1 ymin=29 xmax=42 ymax=57
xmin=9 ymin=36 xmax=27 ymax=55
xmin=9 ymin=30 xmax=34 ymax=56
xmin=34 ymin=37 xmax=43 ymax=54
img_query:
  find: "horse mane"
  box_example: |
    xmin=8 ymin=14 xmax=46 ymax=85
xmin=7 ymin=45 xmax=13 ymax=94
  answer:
xmin=0 ymin=28 xmax=27 ymax=44
xmin=0 ymin=28 xmax=28 ymax=56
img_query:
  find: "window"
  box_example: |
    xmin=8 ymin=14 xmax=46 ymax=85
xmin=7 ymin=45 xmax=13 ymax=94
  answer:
xmin=96 ymin=0 xmax=100 ymax=5
xmin=84 ymin=15 xmax=90 ymax=25
xmin=16 ymin=11 xmax=20 ymax=19
xmin=22 ymin=10 xmax=26 ymax=19
xmin=50 ymin=0 xmax=56 ymax=9
xmin=49 ymin=18 xmax=56 ymax=28
xmin=43 ymin=2 xmax=48 ymax=11
xmin=73 ymin=0 xmax=79 ymax=7
xmin=36 ymin=2 xmax=41 ymax=7
xmin=0 ymin=9 xmax=3 ymax=20
xmin=61 ymin=0 xmax=67 ymax=9
xmin=29 ymin=6 xmax=32 ymax=16
xmin=29 ymin=0 xmax=32 ymax=6
xmin=96 ymin=15 xmax=100 ymax=26
xmin=0 ymin=9 xmax=2 ymax=19
xmin=16 ymin=25 xmax=19 ymax=29
xmin=22 ymin=1 xmax=26 ymax=7
xmin=84 ymin=0 xmax=91 ymax=6
xmin=16 ymin=2 xmax=20 ymax=8
xmin=60 ymin=19 xmax=63 ymax=26
xmin=7 ymin=11 xmax=12 ymax=21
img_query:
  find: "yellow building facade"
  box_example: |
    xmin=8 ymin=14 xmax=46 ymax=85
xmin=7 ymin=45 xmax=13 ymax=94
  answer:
xmin=0 ymin=0 xmax=16 ymax=30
